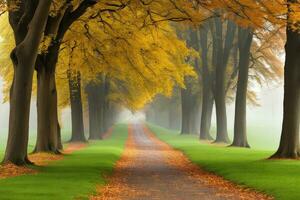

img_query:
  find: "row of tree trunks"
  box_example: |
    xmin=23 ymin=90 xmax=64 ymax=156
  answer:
xmin=68 ymin=71 xmax=86 ymax=142
xmin=180 ymin=29 xmax=202 ymax=135
xmin=33 ymin=1 xmax=98 ymax=153
xmin=145 ymin=96 xmax=181 ymax=131
xmin=231 ymin=27 xmax=253 ymax=148
xmin=86 ymin=83 xmax=103 ymax=140
xmin=3 ymin=0 xmax=53 ymax=165
xmin=212 ymin=19 xmax=236 ymax=143
xmin=68 ymin=72 xmax=114 ymax=142
xmin=180 ymin=84 xmax=200 ymax=135
xmin=85 ymin=75 xmax=108 ymax=140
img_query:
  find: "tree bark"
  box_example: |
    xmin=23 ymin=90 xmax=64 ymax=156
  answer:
xmin=102 ymin=76 xmax=110 ymax=132
xmin=271 ymin=1 xmax=300 ymax=158
xmin=68 ymin=71 xmax=86 ymax=142
xmin=212 ymin=19 xmax=236 ymax=143
xmin=57 ymin=123 xmax=63 ymax=150
xmin=34 ymin=31 xmax=64 ymax=153
xmin=86 ymin=79 xmax=106 ymax=140
xmin=3 ymin=0 xmax=52 ymax=165
xmin=199 ymin=24 xmax=214 ymax=140
xmin=231 ymin=27 xmax=253 ymax=148
xmin=34 ymin=1 xmax=98 ymax=151
xmin=86 ymin=83 xmax=101 ymax=140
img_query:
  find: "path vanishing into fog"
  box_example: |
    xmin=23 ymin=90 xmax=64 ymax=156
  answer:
xmin=92 ymin=124 xmax=271 ymax=200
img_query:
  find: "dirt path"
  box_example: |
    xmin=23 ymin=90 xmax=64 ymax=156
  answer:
xmin=92 ymin=124 xmax=272 ymax=200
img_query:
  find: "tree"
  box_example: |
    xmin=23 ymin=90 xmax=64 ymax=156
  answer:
xmin=181 ymin=78 xmax=201 ymax=135
xmin=3 ymin=0 xmax=52 ymax=165
xmin=231 ymin=27 xmax=253 ymax=148
xmin=34 ymin=0 xmax=205 ymax=149
xmin=52 ymin=5 xmax=197 ymax=139
xmin=68 ymin=70 xmax=86 ymax=142
xmin=211 ymin=18 xmax=237 ymax=143
xmin=271 ymin=0 xmax=300 ymax=158
xmin=85 ymin=79 xmax=106 ymax=139
xmin=34 ymin=0 xmax=98 ymax=153
xmin=199 ymin=23 xmax=214 ymax=140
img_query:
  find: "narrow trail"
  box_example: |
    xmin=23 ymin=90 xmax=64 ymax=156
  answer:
xmin=92 ymin=124 xmax=271 ymax=200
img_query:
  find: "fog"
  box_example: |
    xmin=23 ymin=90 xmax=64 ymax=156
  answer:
xmin=147 ymin=83 xmax=284 ymax=151
xmin=0 ymin=77 xmax=284 ymax=151
xmin=224 ymin=84 xmax=283 ymax=150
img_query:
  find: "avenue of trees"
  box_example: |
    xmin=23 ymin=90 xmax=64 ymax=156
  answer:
xmin=0 ymin=0 xmax=298 ymax=165
xmin=145 ymin=1 xmax=299 ymax=158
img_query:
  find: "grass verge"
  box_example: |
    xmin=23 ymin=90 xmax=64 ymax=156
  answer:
xmin=148 ymin=124 xmax=300 ymax=200
xmin=0 ymin=124 xmax=128 ymax=200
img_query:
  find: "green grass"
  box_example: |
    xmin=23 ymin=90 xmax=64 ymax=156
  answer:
xmin=0 ymin=124 xmax=128 ymax=200
xmin=208 ymin=123 xmax=281 ymax=150
xmin=148 ymin=124 xmax=300 ymax=200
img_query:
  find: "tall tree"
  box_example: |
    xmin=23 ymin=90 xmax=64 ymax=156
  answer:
xmin=199 ymin=23 xmax=214 ymax=140
xmin=34 ymin=1 xmax=98 ymax=153
xmin=212 ymin=18 xmax=236 ymax=143
xmin=180 ymin=28 xmax=202 ymax=135
xmin=3 ymin=0 xmax=52 ymax=165
xmin=271 ymin=0 xmax=300 ymax=158
xmin=180 ymin=84 xmax=193 ymax=134
xmin=68 ymin=70 xmax=86 ymax=142
xmin=231 ymin=27 xmax=253 ymax=148
xmin=85 ymin=77 xmax=106 ymax=140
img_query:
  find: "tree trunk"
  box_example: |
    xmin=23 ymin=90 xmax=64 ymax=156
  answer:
xmin=68 ymin=71 xmax=86 ymax=142
xmin=5 ymin=61 xmax=37 ymax=164
xmin=199 ymin=24 xmax=214 ymax=140
xmin=33 ymin=1 xmax=99 ymax=150
xmin=102 ymin=76 xmax=110 ymax=132
xmin=34 ymin=68 xmax=60 ymax=153
xmin=213 ymin=19 xmax=236 ymax=143
xmin=57 ymin=122 xmax=63 ymax=150
xmin=3 ymin=0 xmax=52 ymax=165
xmin=86 ymin=81 xmax=105 ymax=140
xmin=271 ymin=3 xmax=300 ymax=158
xmin=231 ymin=28 xmax=253 ymax=148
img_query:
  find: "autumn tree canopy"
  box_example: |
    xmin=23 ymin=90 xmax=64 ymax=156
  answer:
xmin=0 ymin=0 xmax=297 ymax=166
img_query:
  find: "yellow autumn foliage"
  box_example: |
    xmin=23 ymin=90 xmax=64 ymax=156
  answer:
xmin=56 ymin=5 xmax=197 ymax=110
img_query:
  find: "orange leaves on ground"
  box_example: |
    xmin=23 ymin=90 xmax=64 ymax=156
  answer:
xmin=29 ymin=153 xmax=64 ymax=166
xmin=91 ymin=125 xmax=147 ymax=200
xmin=0 ymin=142 xmax=88 ymax=179
xmin=0 ymin=163 xmax=37 ymax=179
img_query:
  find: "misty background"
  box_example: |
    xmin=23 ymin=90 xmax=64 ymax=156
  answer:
xmin=0 ymin=76 xmax=283 ymax=151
